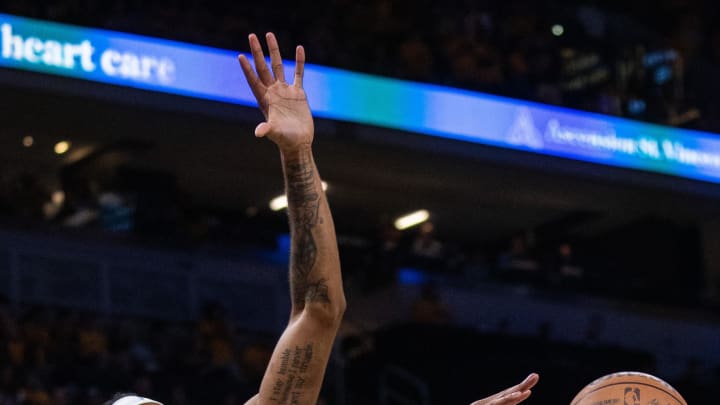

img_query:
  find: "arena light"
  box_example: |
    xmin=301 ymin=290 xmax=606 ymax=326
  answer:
xmin=394 ymin=210 xmax=430 ymax=230
xmin=54 ymin=140 xmax=71 ymax=154
xmin=552 ymin=24 xmax=565 ymax=36
xmin=269 ymin=195 xmax=287 ymax=211
xmin=269 ymin=181 xmax=328 ymax=211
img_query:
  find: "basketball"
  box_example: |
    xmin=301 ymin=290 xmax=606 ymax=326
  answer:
xmin=571 ymin=372 xmax=687 ymax=405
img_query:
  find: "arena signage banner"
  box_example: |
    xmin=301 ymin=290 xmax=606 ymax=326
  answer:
xmin=3 ymin=13 xmax=720 ymax=184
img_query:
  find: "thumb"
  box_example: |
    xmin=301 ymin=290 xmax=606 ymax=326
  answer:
xmin=255 ymin=122 xmax=272 ymax=138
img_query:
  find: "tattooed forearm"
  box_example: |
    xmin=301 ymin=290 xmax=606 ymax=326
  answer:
xmin=285 ymin=148 xmax=329 ymax=306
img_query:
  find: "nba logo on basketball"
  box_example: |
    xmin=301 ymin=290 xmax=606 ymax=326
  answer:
xmin=571 ymin=372 xmax=687 ymax=405
xmin=624 ymin=387 xmax=640 ymax=405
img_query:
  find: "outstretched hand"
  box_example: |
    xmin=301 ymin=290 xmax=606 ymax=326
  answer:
xmin=470 ymin=373 xmax=539 ymax=405
xmin=238 ymin=33 xmax=313 ymax=151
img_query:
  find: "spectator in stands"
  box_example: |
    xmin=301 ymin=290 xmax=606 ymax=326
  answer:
xmin=497 ymin=233 xmax=540 ymax=280
xmin=196 ymin=303 xmax=235 ymax=369
xmin=77 ymin=317 xmax=108 ymax=360
xmin=50 ymin=386 xmax=70 ymax=405
xmin=546 ymin=241 xmax=584 ymax=288
xmin=411 ymin=284 xmax=452 ymax=325
xmin=396 ymin=36 xmax=435 ymax=82
xmin=0 ymin=173 xmax=49 ymax=221
xmin=409 ymin=222 xmax=445 ymax=271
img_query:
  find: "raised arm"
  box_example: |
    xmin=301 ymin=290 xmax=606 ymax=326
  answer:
xmin=238 ymin=33 xmax=345 ymax=405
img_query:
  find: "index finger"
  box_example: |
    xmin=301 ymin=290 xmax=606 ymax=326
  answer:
xmin=265 ymin=32 xmax=285 ymax=83
xmin=507 ymin=374 xmax=539 ymax=394
xmin=238 ymin=54 xmax=266 ymax=102
xmin=517 ymin=373 xmax=539 ymax=391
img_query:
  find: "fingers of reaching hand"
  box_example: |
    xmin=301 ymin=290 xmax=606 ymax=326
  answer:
xmin=294 ymin=45 xmax=305 ymax=88
xmin=241 ymin=32 xmax=304 ymax=89
xmin=501 ymin=373 xmax=539 ymax=397
xmin=470 ymin=390 xmax=528 ymax=405
xmin=248 ymin=33 xmax=274 ymax=85
xmin=491 ymin=390 xmax=532 ymax=405
xmin=237 ymin=33 xmax=307 ymax=140
xmin=515 ymin=373 xmax=539 ymax=392
xmin=265 ymin=32 xmax=286 ymax=83
xmin=237 ymin=54 xmax=266 ymax=101
xmin=472 ymin=374 xmax=538 ymax=405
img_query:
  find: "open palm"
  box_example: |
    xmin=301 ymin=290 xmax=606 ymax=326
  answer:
xmin=238 ymin=33 xmax=314 ymax=151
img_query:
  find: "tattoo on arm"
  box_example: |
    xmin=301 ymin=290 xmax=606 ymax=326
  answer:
xmin=269 ymin=343 xmax=315 ymax=404
xmin=297 ymin=278 xmax=330 ymax=303
xmin=285 ymin=149 xmax=330 ymax=306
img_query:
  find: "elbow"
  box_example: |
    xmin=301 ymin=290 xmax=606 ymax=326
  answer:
xmin=303 ymin=294 xmax=346 ymax=326
xmin=336 ymin=294 xmax=347 ymax=319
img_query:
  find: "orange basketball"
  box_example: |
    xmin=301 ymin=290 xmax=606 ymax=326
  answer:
xmin=571 ymin=371 xmax=687 ymax=405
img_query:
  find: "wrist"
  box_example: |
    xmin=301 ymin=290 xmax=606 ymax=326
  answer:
xmin=278 ymin=141 xmax=313 ymax=157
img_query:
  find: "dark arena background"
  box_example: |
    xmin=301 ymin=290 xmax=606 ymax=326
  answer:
xmin=1 ymin=0 xmax=720 ymax=404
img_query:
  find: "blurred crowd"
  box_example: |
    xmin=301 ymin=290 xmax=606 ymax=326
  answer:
xmin=349 ymin=217 xmax=702 ymax=307
xmin=1 ymin=293 xmax=718 ymax=405
xmin=0 ymin=299 xmax=277 ymax=405
xmin=3 ymin=0 xmax=720 ymax=131
xmin=0 ymin=161 xmax=704 ymax=309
